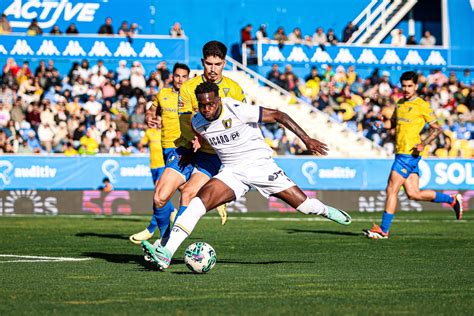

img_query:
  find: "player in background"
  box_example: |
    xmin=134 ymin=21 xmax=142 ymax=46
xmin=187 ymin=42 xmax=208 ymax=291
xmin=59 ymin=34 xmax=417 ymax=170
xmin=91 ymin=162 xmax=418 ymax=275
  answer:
xmin=167 ymin=40 xmax=247 ymax=226
xmin=363 ymin=71 xmax=463 ymax=240
xmin=142 ymin=81 xmax=352 ymax=270
xmin=129 ymin=63 xmax=189 ymax=244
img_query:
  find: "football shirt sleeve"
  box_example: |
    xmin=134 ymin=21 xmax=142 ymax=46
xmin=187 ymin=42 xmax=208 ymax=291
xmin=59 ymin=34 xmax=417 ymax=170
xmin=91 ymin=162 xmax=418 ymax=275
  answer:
xmin=421 ymin=102 xmax=437 ymax=123
xmin=231 ymin=100 xmax=263 ymax=124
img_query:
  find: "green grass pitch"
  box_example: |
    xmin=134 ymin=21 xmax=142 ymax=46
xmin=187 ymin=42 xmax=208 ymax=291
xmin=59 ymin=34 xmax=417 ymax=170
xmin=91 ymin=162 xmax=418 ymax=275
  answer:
xmin=1 ymin=212 xmax=473 ymax=315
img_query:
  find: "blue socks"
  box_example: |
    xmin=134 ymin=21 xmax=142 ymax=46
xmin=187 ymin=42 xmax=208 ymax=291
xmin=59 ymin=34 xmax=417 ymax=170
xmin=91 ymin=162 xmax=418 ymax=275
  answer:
xmin=433 ymin=192 xmax=453 ymax=204
xmin=147 ymin=200 xmax=175 ymax=237
xmin=380 ymin=212 xmax=394 ymax=233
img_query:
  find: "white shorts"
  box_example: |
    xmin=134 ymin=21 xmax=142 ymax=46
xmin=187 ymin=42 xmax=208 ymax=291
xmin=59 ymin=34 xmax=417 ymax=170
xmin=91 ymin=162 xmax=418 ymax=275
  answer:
xmin=214 ymin=160 xmax=296 ymax=200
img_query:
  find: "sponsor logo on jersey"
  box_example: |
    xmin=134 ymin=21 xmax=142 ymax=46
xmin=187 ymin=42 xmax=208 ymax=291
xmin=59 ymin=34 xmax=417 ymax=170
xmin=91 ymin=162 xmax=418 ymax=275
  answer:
xmin=207 ymin=131 xmax=239 ymax=146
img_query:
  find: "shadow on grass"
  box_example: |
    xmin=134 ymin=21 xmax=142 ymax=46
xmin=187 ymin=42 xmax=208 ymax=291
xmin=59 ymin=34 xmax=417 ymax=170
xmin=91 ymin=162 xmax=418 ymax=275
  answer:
xmin=76 ymin=232 xmax=130 ymax=240
xmin=82 ymin=251 xmax=186 ymax=270
xmin=283 ymin=228 xmax=360 ymax=236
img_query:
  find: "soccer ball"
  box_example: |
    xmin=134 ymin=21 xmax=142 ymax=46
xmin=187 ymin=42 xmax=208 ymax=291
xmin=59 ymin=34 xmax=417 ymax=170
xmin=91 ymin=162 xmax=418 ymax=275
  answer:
xmin=184 ymin=242 xmax=217 ymax=273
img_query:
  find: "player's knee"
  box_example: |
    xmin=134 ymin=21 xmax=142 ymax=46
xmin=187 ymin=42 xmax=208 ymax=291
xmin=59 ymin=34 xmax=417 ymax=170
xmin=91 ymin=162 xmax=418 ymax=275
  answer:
xmin=406 ymin=190 xmax=420 ymax=200
xmin=181 ymin=188 xmax=197 ymax=205
xmin=153 ymin=192 xmax=168 ymax=209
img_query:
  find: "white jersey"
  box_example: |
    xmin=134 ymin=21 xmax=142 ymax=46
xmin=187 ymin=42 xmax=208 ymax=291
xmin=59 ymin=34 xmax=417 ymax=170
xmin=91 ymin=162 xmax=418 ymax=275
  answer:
xmin=192 ymin=98 xmax=273 ymax=167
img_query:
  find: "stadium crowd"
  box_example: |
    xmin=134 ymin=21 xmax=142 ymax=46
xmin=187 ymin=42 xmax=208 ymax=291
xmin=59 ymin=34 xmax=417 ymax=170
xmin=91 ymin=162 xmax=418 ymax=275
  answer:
xmin=266 ymin=64 xmax=474 ymax=157
xmin=0 ymin=14 xmax=186 ymax=38
xmin=241 ymin=23 xmax=438 ymax=46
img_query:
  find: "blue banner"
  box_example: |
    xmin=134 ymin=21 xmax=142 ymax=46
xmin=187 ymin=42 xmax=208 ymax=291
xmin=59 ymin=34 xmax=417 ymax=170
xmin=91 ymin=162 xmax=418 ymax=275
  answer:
xmin=0 ymin=0 xmax=155 ymax=34
xmin=0 ymin=34 xmax=187 ymax=64
xmin=447 ymin=0 xmax=474 ymax=68
xmin=0 ymin=156 xmax=472 ymax=191
xmin=259 ymin=43 xmax=449 ymax=68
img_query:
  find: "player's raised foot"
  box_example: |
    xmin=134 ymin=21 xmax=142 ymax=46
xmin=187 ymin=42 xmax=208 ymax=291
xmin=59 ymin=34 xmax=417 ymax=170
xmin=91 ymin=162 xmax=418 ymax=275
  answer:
xmin=363 ymin=224 xmax=389 ymax=240
xmin=141 ymin=241 xmax=171 ymax=270
xmin=216 ymin=203 xmax=228 ymax=225
xmin=450 ymin=194 xmax=463 ymax=220
xmin=129 ymin=228 xmax=154 ymax=244
xmin=323 ymin=206 xmax=352 ymax=225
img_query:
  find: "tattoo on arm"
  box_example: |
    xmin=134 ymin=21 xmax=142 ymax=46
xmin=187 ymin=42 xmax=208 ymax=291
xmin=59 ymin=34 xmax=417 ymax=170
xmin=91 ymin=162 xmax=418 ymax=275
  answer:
xmin=422 ymin=124 xmax=442 ymax=146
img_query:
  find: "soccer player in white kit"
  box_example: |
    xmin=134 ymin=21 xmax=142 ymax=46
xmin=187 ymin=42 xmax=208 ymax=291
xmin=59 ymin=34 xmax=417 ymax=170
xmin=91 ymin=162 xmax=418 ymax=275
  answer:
xmin=142 ymin=81 xmax=352 ymax=270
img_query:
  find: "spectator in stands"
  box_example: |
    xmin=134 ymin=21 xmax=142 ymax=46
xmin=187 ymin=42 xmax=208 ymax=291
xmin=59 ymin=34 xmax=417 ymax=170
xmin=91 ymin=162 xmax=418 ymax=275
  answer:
xmin=241 ymin=24 xmax=253 ymax=45
xmin=170 ymin=22 xmax=185 ymax=37
xmin=407 ymin=35 xmax=417 ymax=45
xmin=79 ymin=128 xmax=99 ymax=155
xmin=118 ymin=21 xmax=129 ymax=36
xmin=288 ymin=27 xmax=303 ymax=44
xmin=267 ymin=64 xmax=282 ymax=87
xmin=50 ymin=25 xmax=62 ymax=35
xmin=65 ymin=23 xmax=79 ymax=34
xmin=342 ymin=22 xmax=357 ymax=42
xmin=98 ymin=17 xmax=114 ymax=35
xmin=130 ymin=61 xmax=146 ymax=91
xmin=78 ymin=59 xmax=91 ymax=80
xmin=281 ymin=64 xmax=299 ymax=95
xmin=156 ymin=61 xmax=171 ymax=86
xmin=3 ymin=58 xmax=20 ymax=85
xmin=129 ymin=23 xmax=140 ymax=35
xmin=0 ymin=13 xmax=12 ymax=34
xmin=273 ymin=26 xmax=287 ymax=45
xmin=26 ymin=130 xmax=41 ymax=153
xmin=256 ymin=24 xmax=269 ymax=41
xmin=27 ymin=18 xmax=43 ymax=36
xmin=391 ymin=29 xmax=406 ymax=46
xmin=326 ymin=29 xmax=338 ymax=45
xmin=461 ymin=69 xmax=472 ymax=88
xmin=38 ymin=121 xmax=55 ymax=152
xmin=91 ymin=60 xmax=108 ymax=75
xmin=312 ymin=27 xmax=327 ymax=45
xmin=116 ymin=60 xmax=131 ymax=82
xmin=420 ymin=30 xmax=436 ymax=46
xmin=0 ymin=101 xmax=10 ymax=127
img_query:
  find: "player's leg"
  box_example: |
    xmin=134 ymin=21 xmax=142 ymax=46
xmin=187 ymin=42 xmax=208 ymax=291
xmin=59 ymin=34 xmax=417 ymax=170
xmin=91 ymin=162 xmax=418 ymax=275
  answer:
xmin=129 ymin=167 xmax=164 ymax=244
xmin=403 ymin=173 xmax=463 ymax=219
xmin=364 ymin=170 xmax=405 ymax=239
xmin=193 ymin=151 xmax=228 ymax=225
xmin=275 ymin=186 xmax=351 ymax=225
xmin=130 ymin=147 xmax=191 ymax=244
xmin=142 ymin=177 xmax=237 ymax=270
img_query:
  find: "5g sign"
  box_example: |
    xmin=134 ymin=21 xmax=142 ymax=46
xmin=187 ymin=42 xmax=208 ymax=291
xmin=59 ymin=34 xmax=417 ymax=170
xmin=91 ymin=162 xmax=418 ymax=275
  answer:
xmin=82 ymin=190 xmax=131 ymax=215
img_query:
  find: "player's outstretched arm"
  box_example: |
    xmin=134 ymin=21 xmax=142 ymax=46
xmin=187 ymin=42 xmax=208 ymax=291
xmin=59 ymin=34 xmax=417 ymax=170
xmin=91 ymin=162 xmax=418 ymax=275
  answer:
xmin=261 ymin=108 xmax=329 ymax=156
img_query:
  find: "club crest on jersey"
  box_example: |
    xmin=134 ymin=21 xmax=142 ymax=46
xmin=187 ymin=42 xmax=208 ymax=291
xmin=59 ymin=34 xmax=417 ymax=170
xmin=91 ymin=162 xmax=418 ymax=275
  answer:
xmin=222 ymin=118 xmax=232 ymax=129
xmin=223 ymin=88 xmax=230 ymax=96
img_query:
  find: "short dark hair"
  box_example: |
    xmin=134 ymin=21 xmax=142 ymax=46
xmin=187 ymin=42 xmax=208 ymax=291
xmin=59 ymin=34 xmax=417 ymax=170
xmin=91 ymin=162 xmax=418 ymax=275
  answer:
xmin=195 ymin=81 xmax=219 ymax=98
xmin=173 ymin=62 xmax=190 ymax=74
xmin=400 ymin=71 xmax=418 ymax=84
xmin=202 ymin=41 xmax=227 ymax=59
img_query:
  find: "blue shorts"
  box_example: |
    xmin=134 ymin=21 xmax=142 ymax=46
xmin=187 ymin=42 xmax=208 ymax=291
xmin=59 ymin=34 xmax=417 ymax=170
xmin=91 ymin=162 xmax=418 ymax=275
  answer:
xmin=194 ymin=151 xmax=222 ymax=178
xmin=151 ymin=166 xmax=166 ymax=184
xmin=165 ymin=147 xmax=195 ymax=182
xmin=391 ymin=154 xmax=421 ymax=179
xmin=162 ymin=147 xmax=177 ymax=163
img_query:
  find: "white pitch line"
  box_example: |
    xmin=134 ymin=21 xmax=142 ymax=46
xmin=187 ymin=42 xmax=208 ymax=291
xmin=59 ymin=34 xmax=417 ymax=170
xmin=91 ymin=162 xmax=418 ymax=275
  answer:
xmin=0 ymin=254 xmax=92 ymax=263
xmin=0 ymin=214 xmax=467 ymax=223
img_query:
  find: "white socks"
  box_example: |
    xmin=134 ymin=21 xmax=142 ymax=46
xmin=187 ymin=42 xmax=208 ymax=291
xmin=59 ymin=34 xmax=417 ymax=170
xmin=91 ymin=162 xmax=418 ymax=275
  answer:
xmin=296 ymin=198 xmax=328 ymax=216
xmin=165 ymin=197 xmax=207 ymax=256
